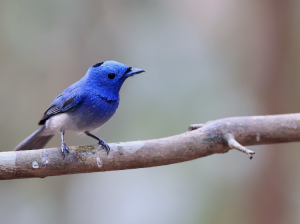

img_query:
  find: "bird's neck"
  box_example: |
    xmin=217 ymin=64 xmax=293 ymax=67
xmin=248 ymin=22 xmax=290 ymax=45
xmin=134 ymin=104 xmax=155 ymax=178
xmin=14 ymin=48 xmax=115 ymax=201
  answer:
xmin=96 ymin=91 xmax=120 ymax=102
xmin=79 ymin=75 xmax=121 ymax=102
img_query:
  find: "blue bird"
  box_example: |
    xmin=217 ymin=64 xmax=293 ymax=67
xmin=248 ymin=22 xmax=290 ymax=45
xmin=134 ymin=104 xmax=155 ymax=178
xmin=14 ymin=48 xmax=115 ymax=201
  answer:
xmin=14 ymin=61 xmax=144 ymax=157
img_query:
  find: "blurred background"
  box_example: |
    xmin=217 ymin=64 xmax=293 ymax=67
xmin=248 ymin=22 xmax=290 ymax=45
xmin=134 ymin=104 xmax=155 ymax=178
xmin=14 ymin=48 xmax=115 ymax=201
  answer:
xmin=0 ymin=0 xmax=300 ymax=223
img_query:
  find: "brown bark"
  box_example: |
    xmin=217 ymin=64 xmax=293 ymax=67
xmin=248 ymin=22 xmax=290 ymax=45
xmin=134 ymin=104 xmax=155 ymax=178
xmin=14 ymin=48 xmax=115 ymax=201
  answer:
xmin=1 ymin=113 xmax=300 ymax=180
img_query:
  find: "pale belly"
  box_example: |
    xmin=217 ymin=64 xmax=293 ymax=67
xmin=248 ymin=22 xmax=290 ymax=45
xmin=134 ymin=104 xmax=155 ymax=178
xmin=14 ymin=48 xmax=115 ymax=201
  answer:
xmin=41 ymin=100 xmax=119 ymax=135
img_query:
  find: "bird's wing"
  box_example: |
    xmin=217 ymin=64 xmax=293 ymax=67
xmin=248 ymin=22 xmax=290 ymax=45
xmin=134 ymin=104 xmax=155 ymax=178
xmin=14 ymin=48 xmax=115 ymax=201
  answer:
xmin=38 ymin=89 xmax=82 ymax=125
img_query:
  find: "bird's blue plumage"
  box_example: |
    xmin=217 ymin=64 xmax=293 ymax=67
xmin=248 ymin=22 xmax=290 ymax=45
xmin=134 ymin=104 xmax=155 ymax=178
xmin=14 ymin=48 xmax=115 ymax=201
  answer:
xmin=14 ymin=60 xmax=144 ymax=157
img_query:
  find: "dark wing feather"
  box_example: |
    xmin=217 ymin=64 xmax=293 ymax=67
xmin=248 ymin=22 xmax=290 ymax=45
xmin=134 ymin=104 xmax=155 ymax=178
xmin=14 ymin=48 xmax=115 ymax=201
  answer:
xmin=38 ymin=93 xmax=79 ymax=125
xmin=38 ymin=104 xmax=62 ymax=125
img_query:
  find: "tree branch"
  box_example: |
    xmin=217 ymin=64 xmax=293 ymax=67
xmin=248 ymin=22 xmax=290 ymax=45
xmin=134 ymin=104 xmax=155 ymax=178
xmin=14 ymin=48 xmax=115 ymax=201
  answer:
xmin=1 ymin=113 xmax=300 ymax=180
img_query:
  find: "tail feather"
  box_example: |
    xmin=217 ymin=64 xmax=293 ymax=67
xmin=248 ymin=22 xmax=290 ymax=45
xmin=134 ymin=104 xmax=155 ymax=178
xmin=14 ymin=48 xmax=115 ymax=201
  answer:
xmin=14 ymin=125 xmax=54 ymax=151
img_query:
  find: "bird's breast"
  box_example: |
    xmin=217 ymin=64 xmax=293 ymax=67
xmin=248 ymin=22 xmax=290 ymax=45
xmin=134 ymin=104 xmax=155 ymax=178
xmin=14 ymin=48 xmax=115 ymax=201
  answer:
xmin=42 ymin=95 xmax=120 ymax=134
xmin=68 ymin=98 xmax=119 ymax=132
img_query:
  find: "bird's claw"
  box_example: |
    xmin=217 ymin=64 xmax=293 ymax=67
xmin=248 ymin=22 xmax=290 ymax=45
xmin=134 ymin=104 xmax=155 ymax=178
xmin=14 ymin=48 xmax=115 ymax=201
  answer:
xmin=98 ymin=139 xmax=110 ymax=154
xmin=61 ymin=142 xmax=69 ymax=159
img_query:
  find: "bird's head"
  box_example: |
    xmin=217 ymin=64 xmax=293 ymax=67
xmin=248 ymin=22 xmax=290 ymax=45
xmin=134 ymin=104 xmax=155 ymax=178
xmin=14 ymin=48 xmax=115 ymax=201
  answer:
xmin=82 ymin=60 xmax=144 ymax=100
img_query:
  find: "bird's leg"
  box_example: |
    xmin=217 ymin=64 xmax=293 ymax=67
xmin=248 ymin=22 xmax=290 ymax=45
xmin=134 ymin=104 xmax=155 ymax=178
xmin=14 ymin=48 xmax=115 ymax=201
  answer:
xmin=84 ymin=131 xmax=110 ymax=154
xmin=60 ymin=130 xmax=69 ymax=158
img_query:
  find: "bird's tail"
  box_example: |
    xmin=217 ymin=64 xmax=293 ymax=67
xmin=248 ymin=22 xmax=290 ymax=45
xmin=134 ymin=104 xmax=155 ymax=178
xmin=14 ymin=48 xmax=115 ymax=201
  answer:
xmin=13 ymin=125 xmax=54 ymax=151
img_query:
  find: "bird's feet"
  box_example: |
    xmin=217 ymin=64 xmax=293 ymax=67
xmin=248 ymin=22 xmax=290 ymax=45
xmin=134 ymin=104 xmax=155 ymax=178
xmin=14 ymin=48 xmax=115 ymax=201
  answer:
xmin=84 ymin=131 xmax=110 ymax=154
xmin=61 ymin=142 xmax=70 ymax=159
xmin=98 ymin=139 xmax=110 ymax=154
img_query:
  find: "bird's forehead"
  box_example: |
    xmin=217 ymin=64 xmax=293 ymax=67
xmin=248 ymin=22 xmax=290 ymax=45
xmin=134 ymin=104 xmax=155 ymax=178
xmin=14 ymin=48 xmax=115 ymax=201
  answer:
xmin=102 ymin=61 xmax=128 ymax=71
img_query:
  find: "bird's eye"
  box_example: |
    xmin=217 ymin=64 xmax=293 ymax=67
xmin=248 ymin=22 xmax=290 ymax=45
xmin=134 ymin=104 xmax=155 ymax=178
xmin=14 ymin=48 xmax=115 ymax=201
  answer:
xmin=108 ymin=73 xmax=116 ymax=79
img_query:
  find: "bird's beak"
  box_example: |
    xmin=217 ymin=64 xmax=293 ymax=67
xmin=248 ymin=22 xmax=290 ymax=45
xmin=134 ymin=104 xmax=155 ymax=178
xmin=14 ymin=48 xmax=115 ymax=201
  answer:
xmin=124 ymin=68 xmax=145 ymax=77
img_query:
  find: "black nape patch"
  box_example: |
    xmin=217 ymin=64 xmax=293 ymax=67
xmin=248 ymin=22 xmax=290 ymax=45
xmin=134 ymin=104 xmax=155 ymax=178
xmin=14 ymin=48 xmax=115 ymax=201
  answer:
xmin=92 ymin=62 xmax=104 ymax=68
